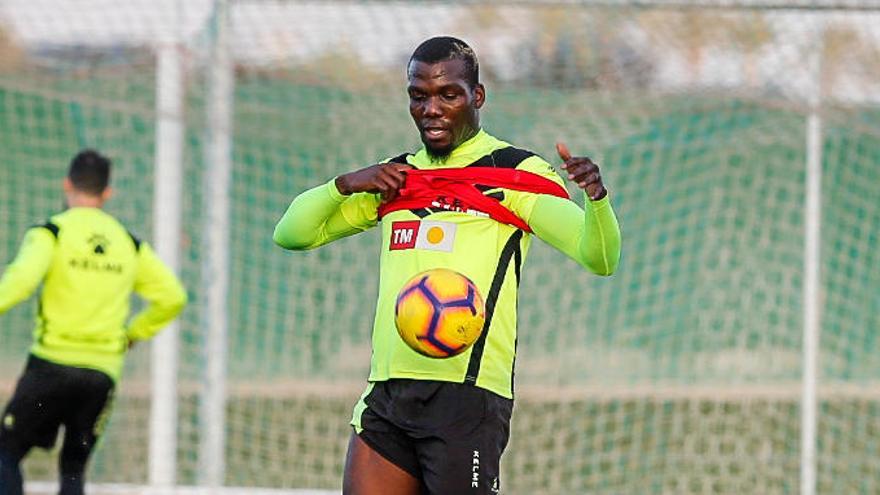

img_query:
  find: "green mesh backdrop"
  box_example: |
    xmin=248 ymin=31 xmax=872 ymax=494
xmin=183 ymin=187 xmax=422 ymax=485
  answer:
xmin=0 ymin=2 xmax=878 ymax=494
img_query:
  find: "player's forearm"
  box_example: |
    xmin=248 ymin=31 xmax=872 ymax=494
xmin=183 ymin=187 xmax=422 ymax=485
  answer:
xmin=529 ymin=194 xmax=620 ymax=276
xmin=273 ymin=178 xmax=373 ymax=250
xmin=0 ymin=264 xmax=42 ymax=313
xmin=579 ymin=195 xmax=621 ymax=276
xmin=129 ymin=243 xmax=187 ymax=341
xmin=127 ymin=284 xmax=187 ymax=341
xmin=0 ymin=229 xmax=54 ymax=313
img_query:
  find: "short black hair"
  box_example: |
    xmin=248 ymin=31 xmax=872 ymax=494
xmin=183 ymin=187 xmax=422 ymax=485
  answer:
xmin=68 ymin=149 xmax=111 ymax=195
xmin=409 ymin=36 xmax=479 ymax=88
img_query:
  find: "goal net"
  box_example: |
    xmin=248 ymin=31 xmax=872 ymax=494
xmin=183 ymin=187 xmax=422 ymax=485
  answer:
xmin=0 ymin=1 xmax=878 ymax=494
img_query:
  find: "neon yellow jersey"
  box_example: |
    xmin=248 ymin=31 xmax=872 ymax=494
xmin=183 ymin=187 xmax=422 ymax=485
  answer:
xmin=0 ymin=207 xmax=187 ymax=381
xmin=274 ymin=130 xmax=621 ymax=398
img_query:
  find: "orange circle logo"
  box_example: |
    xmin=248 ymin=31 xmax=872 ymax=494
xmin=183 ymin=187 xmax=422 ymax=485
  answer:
xmin=427 ymin=226 xmax=445 ymax=244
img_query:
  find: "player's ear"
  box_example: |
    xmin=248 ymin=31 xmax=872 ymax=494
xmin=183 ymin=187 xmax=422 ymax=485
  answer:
xmin=101 ymin=186 xmax=114 ymax=202
xmin=63 ymin=177 xmax=74 ymax=193
xmin=473 ymin=83 xmax=485 ymax=109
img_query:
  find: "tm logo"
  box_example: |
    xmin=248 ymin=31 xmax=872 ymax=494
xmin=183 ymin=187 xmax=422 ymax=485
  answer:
xmin=389 ymin=221 xmax=420 ymax=250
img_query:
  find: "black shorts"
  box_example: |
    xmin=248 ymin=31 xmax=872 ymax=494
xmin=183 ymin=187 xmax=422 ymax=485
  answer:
xmin=0 ymin=355 xmax=115 ymax=453
xmin=353 ymin=379 xmax=513 ymax=495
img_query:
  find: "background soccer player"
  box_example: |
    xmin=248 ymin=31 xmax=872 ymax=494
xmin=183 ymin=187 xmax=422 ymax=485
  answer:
xmin=274 ymin=37 xmax=620 ymax=494
xmin=0 ymin=150 xmax=187 ymax=495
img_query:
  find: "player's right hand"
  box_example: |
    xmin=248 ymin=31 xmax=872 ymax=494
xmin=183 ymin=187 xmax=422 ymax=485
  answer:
xmin=335 ymin=163 xmax=412 ymax=201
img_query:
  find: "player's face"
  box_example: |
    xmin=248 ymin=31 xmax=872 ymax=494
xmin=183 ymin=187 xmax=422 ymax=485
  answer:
xmin=407 ymin=59 xmax=485 ymax=158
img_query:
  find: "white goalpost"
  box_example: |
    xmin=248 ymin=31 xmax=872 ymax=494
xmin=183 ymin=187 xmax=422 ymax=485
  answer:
xmin=149 ymin=0 xmax=185 ymax=488
xmin=800 ymin=17 xmax=825 ymax=495
xmin=199 ymin=0 xmax=233 ymax=487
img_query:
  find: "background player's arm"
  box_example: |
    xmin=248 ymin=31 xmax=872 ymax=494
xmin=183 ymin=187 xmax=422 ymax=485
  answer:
xmin=273 ymin=166 xmax=402 ymax=250
xmin=0 ymin=227 xmax=55 ymax=314
xmin=126 ymin=242 xmax=187 ymax=342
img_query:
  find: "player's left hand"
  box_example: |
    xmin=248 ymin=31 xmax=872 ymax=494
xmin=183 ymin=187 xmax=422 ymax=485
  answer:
xmin=556 ymin=142 xmax=607 ymax=201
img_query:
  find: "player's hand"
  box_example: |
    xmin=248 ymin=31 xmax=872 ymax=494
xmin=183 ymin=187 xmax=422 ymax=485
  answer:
xmin=556 ymin=142 xmax=607 ymax=201
xmin=335 ymin=163 xmax=413 ymax=202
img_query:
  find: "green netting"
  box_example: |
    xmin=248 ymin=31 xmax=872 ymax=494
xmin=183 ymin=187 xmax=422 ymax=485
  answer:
xmin=0 ymin=3 xmax=878 ymax=494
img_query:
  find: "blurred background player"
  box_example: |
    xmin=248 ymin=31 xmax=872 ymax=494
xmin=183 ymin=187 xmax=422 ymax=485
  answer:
xmin=274 ymin=36 xmax=620 ymax=494
xmin=0 ymin=150 xmax=187 ymax=495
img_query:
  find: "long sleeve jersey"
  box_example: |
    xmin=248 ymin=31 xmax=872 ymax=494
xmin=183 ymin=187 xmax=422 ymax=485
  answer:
xmin=0 ymin=207 xmax=187 ymax=381
xmin=274 ymin=130 xmax=620 ymax=398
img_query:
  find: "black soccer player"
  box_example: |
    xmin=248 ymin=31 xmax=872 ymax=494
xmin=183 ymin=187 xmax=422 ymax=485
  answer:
xmin=274 ymin=37 xmax=620 ymax=494
xmin=0 ymin=150 xmax=187 ymax=495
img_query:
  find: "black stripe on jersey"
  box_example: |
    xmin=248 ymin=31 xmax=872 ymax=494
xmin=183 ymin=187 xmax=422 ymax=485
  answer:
xmin=36 ymin=299 xmax=47 ymax=345
xmin=128 ymin=231 xmax=142 ymax=252
xmin=465 ymin=146 xmax=537 ymax=170
xmin=410 ymin=208 xmax=432 ymax=218
xmin=490 ymin=146 xmax=536 ymax=168
xmin=513 ymin=236 xmax=522 ymax=285
xmin=465 ymin=229 xmax=524 ymax=387
xmin=34 ymin=221 xmax=60 ymax=238
xmin=510 ymin=237 xmax=523 ymax=392
xmin=466 ymin=146 xmax=537 ymax=201
xmin=511 ymin=335 xmax=518 ymax=393
xmin=388 ymin=153 xmax=413 ymax=165
xmin=466 ymin=154 xmax=496 ymax=168
xmin=475 ymin=185 xmax=505 ymax=201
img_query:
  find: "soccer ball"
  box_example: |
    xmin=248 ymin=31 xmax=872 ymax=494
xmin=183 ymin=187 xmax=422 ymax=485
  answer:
xmin=394 ymin=268 xmax=486 ymax=358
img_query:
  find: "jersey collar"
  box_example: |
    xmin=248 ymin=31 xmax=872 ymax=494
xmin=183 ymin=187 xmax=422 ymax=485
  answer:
xmin=414 ymin=129 xmax=499 ymax=169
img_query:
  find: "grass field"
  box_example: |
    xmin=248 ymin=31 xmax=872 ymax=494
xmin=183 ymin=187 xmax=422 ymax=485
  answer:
xmin=3 ymin=387 xmax=878 ymax=493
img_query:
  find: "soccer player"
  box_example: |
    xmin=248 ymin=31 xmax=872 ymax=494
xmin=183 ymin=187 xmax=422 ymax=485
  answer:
xmin=0 ymin=150 xmax=187 ymax=495
xmin=273 ymin=37 xmax=620 ymax=494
